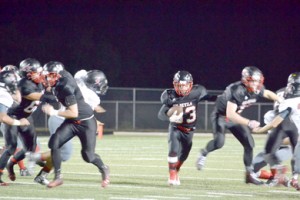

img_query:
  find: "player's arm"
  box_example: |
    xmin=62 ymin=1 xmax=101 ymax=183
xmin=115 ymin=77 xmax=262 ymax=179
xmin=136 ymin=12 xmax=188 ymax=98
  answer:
xmin=263 ymin=89 xmax=283 ymax=103
xmin=42 ymin=95 xmax=79 ymax=119
xmin=252 ymin=107 xmax=292 ymax=133
xmin=0 ymin=104 xmax=29 ymax=126
xmin=158 ymin=104 xmax=170 ymax=121
xmin=226 ymin=101 xmax=254 ymax=126
xmin=94 ymin=105 xmax=106 ymax=113
xmin=0 ymin=113 xmax=30 ymax=126
xmin=23 ymin=92 xmax=43 ymax=101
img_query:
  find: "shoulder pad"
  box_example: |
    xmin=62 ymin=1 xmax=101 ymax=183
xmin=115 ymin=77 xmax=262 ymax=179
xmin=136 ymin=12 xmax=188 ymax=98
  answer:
xmin=160 ymin=89 xmax=176 ymax=105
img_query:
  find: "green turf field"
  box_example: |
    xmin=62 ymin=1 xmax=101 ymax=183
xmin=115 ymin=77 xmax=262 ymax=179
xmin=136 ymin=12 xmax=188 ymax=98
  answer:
xmin=0 ymin=133 xmax=299 ymax=200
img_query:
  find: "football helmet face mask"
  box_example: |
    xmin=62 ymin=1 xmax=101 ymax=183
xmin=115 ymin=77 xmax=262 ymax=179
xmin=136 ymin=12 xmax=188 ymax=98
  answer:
xmin=241 ymin=66 xmax=264 ymax=94
xmin=43 ymin=61 xmax=64 ymax=87
xmin=85 ymin=70 xmax=108 ymax=95
xmin=0 ymin=71 xmax=18 ymax=94
xmin=19 ymin=58 xmax=44 ymax=84
xmin=285 ymin=72 xmax=300 ymax=97
xmin=173 ymin=70 xmax=193 ymax=96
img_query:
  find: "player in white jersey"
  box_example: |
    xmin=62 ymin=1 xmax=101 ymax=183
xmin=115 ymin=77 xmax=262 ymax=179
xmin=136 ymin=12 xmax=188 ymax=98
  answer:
xmin=253 ymin=72 xmax=300 ymax=188
xmin=252 ymin=88 xmax=293 ymax=180
xmin=0 ymin=66 xmax=32 ymax=177
xmin=0 ymin=70 xmax=31 ymax=185
xmin=28 ymin=69 xmax=108 ymax=186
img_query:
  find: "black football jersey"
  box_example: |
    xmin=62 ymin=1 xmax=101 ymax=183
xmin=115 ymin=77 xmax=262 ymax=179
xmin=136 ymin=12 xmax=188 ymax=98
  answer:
xmin=8 ymin=78 xmax=44 ymax=119
xmin=160 ymin=84 xmax=208 ymax=128
xmin=53 ymin=70 xmax=94 ymax=120
xmin=215 ymin=81 xmax=265 ymax=115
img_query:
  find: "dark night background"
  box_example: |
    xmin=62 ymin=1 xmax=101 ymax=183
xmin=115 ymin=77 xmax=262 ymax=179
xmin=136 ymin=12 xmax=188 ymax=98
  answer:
xmin=1 ymin=0 xmax=300 ymax=91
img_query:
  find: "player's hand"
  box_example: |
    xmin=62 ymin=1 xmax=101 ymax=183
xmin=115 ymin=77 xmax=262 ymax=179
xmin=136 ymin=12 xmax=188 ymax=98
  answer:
xmin=247 ymin=120 xmax=260 ymax=129
xmin=42 ymin=104 xmax=56 ymax=116
xmin=94 ymin=105 xmax=106 ymax=113
xmin=169 ymin=111 xmax=183 ymax=123
xmin=19 ymin=118 xmax=30 ymax=126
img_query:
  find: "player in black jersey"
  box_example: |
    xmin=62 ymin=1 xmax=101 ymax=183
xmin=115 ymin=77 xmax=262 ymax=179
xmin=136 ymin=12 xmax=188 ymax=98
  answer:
xmin=158 ymin=70 xmax=213 ymax=186
xmin=42 ymin=61 xmax=110 ymax=188
xmin=0 ymin=58 xmax=46 ymax=186
xmin=196 ymin=66 xmax=282 ymax=185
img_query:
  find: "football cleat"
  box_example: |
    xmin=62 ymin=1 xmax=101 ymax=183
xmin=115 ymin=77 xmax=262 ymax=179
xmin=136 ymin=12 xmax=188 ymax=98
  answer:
xmin=0 ymin=180 xmax=8 ymax=186
xmin=288 ymin=178 xmax=300 ymax=190
xmin=34 ymin=175 xmax=50 ymax=186
xmin=47 ymin=178 xmax=63 ymax=188
xmin=266 ymin=177 xmax=279 ymax=187
xmin=100 ymin=165 xmax=110 ymax=188
xmin=168 ymin=170 xmax=180 ymax=186
xmin=196 ymin=153 xmax=206 ymax=170
xmin=6 ymin=161 xmax=16 ymax=181
xmin=20 ymin=168 xmax=32 ymax=176
xmin=245 ymin=172 xmax=264 ymax=185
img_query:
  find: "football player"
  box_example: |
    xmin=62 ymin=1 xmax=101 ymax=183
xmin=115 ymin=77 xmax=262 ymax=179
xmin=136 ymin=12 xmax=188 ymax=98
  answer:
xmin=29 ymin=68 xmax=109 ymax=186
xmin=252 ymin=88 xmax=293 ymax=182
xmin=0 ymin=58 xmax=46 ymax=186
xmin=41 ymin=61 xmax=110 ymax=188
xmin=253 ymin=72 xmax=300 ymax=189
xmin=0 ymin=65 xmax=32 ymax=177
xmin=158 ymin=70 xmax=213 ymax=186
xmin=196 ymin=66 xmax=282 ymax=185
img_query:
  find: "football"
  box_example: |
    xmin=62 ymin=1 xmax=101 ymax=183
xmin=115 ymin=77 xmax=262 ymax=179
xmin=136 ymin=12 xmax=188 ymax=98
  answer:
xmin=167 ymin=106 xmax=183 ymax=117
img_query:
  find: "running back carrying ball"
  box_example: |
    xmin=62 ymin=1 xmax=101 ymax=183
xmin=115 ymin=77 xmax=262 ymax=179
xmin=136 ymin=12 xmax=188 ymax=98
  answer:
xmin=167 ymin=106 xmax=183 ymax=117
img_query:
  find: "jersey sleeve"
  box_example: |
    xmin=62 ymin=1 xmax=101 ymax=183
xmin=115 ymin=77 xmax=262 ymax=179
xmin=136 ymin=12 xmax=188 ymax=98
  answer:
xmin=197 ymin=85 xmax=208 ymax=101
xmin=19 ymin=79 xmax=37 ymax=96
xmin=57 ymin=82 xmax=77 ymax=107
xmin=160 ymin=89 xmax=174 ymax=107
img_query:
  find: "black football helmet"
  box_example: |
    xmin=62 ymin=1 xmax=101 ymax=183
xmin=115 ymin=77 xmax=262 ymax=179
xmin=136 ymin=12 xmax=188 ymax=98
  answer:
xmin=85 ymin=70 xmax=108 ymax=95
xmin=241 ymin=66 xmax=264 ymax=94
xmin=284 ymin=72 xmax=300 ymax=98
xmin=43 ymin=61 xmax=64 ymax=87
xmin=173 ymin=70 xmax=193 ymax=96
xmin=19 ymin=58 xmax=44 ymax=83
xmin=0 ymin=71 xmax=18 ymax=94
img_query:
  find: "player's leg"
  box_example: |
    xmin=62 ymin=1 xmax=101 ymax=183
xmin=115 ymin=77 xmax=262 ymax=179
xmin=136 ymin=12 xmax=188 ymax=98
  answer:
xmin=7 ymin=123 xmax=37 ymax=180
xmin=196 ymin=111 xmax=226 ymax=170
xmin=230 ymin=124 xmax=263 ymax=185
xmin=167 ymin=125 xmax=181 ymax=185
xmin=47 ymin=121 xmax=75 ymax=188
xmin=263 ymin=126 xmax=288 ymax=186
xmin=77 ymin=118 xmax=110 ymax=188
xmin=34 ymin=155 xmax=52 ymax=186
xmin=252 ymin=151 xmax=272 ymax=179
xmin=176 ymin=132 xmax=193 ymax=185
xmin=0 ymin=124 xmax=18 ymax=184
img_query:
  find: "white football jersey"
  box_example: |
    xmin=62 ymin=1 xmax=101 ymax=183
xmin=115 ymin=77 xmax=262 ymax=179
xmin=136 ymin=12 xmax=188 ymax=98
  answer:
xmin=278 ymin=97 xmax=300 ymax=131
xmin=0 ymin=88 xmax=14 ymax=108
xmin=79 ymin=84 xmax=100 ymax=110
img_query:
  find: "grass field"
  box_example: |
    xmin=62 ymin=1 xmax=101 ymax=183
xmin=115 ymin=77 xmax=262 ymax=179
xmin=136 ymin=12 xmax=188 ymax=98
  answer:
xmin=0 ymin=133 xmax=299 ymax=200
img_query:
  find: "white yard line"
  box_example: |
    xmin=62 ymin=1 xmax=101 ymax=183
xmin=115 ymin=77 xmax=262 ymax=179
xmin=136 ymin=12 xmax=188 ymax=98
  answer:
xmin=0 ymin=198 xmax=94 ymax=200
